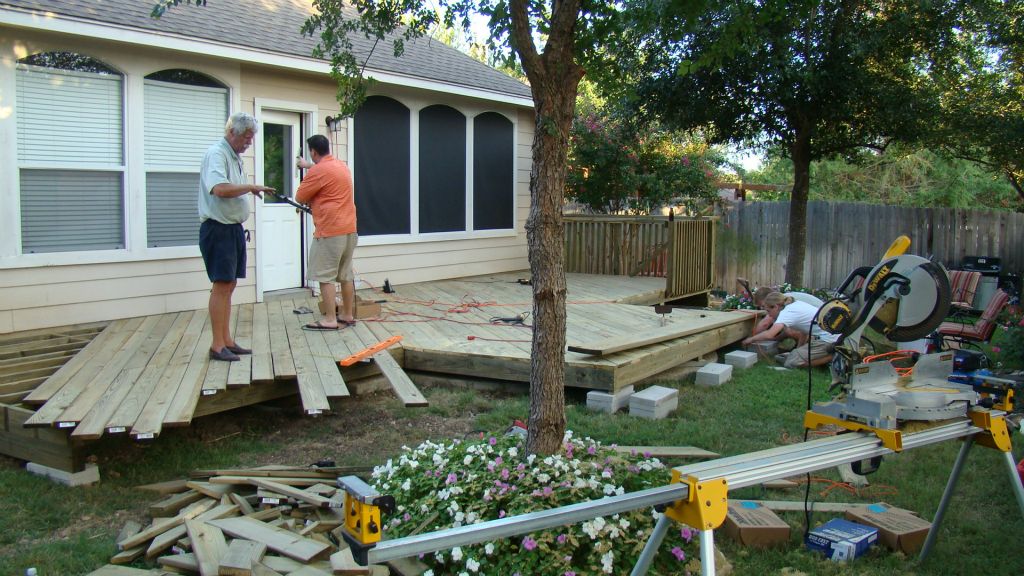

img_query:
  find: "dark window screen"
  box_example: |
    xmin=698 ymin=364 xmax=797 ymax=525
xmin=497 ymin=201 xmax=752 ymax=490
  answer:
xmin=355 ymin=96 xmax=410 ymax=235
xmin=419 ymin=105 xmax=466 ymax=233
xmin=473 ymin=112 xmax=514 ymax=230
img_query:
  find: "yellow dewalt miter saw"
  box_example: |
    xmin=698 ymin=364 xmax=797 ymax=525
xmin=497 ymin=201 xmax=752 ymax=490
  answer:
xmin=804 ymin=236 xmax=981 ymax=450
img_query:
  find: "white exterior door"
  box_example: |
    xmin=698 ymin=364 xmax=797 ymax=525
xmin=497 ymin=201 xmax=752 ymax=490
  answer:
xmin=258 ymin=110 xmax=305 ymax=292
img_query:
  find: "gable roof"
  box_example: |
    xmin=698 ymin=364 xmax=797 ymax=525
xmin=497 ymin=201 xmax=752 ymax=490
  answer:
xmin=0 ymin=0 xmax=533 ymax=106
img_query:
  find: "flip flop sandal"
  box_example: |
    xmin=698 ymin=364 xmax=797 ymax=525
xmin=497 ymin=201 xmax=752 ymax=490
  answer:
xmin=303 ymin=321 xmax=339 ymax=331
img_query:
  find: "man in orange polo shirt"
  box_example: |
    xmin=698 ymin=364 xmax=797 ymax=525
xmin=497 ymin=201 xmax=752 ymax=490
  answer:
xmin=295 ymin=134 xmax=357 ymax=330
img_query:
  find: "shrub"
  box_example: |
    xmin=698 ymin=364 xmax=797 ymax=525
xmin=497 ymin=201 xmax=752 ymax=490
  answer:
xmin=990 ymin=306 xmax=1024 ymax=370
xmin=370 ymin=431 xmax=701 ymax=575
xmin=565 ymin=116 xmax=718 ymax=215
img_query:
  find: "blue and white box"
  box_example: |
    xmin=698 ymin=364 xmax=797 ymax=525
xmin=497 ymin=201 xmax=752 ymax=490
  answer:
xmin=806 ymin=518 xmax=878 ymax=561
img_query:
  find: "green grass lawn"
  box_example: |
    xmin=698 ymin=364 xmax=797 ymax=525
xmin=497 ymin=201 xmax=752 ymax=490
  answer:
xmin=1 ymin=363 xmax=1022 ymax=575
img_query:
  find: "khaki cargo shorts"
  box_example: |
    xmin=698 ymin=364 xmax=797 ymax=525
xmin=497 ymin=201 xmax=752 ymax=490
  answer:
xmin=307 ymin=233 xmax=357 ymax=284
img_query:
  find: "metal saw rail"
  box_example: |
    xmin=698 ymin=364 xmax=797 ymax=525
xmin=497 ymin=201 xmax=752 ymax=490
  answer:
xmin=356 ymin=417 xmax=996 ymax=572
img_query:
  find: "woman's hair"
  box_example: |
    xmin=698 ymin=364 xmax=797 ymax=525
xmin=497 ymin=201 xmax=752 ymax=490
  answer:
xmin=761 ymin=291 xmax=794 ymax=308
xmin=225 ymin=112 xmax=258 ymax=136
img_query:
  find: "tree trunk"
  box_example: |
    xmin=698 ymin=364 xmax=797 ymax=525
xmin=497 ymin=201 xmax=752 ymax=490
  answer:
xmin=786 ymin=130 xmax=812 ymax=287
xmin=510 ymin=0 xmax=584 ymax=455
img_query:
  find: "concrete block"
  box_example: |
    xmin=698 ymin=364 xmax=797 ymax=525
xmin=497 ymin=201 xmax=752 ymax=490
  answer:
xmin=696 ymin=363 xmax=733 ymax=387
xmin=724 ymin=350 xmax=757 ymax=370
xmin=587 ymin=385 xmax=634 ymax=413
xmin=26 ymin=462 xmax=100 ymax=486
xmin=630 ymin=386 xmax=678 ymax=419
xmin=746 ymin=340 xmax=779 ymax=357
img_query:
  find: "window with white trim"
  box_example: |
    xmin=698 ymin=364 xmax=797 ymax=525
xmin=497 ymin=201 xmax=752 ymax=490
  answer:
xmin=16 ymin=52 xmax=125 ymax=253
xmin=354 ymin=96 xmax=515 ymax=238
xmin=144 ymin=70 xmax=228 ymax=247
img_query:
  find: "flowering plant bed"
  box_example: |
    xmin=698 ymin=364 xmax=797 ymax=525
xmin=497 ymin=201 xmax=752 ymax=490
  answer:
xmin=370 ymin=431 xmax=701 ymax=575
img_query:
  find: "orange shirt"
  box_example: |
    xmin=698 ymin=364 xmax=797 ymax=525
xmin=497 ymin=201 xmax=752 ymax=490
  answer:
xmin=294 ymin=155 xmax=356 ymax=238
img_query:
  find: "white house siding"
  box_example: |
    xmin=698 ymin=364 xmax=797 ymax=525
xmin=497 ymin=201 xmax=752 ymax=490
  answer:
xmin=0 ymin=26 xmax=533 ymax=334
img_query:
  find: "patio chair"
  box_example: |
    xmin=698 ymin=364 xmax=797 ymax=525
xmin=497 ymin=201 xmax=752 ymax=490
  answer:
xmin=947 ymin=269 xmax=981 ymax=313
xmin=936 ymin=288 xmax=1011 ymax=349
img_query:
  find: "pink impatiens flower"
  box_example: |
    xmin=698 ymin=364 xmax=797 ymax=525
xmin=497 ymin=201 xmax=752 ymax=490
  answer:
xmin=672 ymin=546 xmax=686 ymax=561
xmin=523 ymin=536 xmax=538 ymax=551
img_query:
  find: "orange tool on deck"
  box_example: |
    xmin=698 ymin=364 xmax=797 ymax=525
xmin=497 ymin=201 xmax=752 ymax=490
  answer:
xmin=338 ymin=335 xmax=403 ymax=367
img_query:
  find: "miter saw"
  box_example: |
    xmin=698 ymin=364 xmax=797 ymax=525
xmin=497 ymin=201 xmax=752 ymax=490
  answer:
xmin=804 ymin=236 xmax=983 ymax=450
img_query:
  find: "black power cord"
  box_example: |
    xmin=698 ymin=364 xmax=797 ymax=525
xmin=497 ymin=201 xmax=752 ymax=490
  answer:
xmin=803 ymin=317 xmax=818 ymax=541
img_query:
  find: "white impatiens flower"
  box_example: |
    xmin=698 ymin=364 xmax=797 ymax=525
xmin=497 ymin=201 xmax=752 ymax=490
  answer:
xmin=464 ymin=455 xmax=474 ymax=465
xmin=466 ymin=557 xmax=481 ymax=572
xmin=484 ymin=542 xmax=495 ymax=555
xmin=536 ymin=473 xmax=551 ymax=484
xmin=507 ymin=446 xmax=518 ymax=458
xmin=601 ymin=550 xmax=615 ymax=573
xmin=451 ymin=547 xmax=464 ymax=562
xmin=423 ymin=571 xmax=434 ymax=576
xmin=401 ymin=479 xmax=411 ymax=491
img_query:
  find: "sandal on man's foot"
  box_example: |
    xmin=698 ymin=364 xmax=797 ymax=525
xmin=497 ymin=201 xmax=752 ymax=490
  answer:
xmin=303 ymin=321 xmax=340 ymax=331
xmin=336 ymin=318 xmax=357 ymax=326
xmin=209 ymin=347 xmax=240 ymax=362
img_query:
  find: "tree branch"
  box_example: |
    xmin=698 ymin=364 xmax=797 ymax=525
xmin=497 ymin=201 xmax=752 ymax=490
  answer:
xmin=509 ymin=0 xmax=541 ymax=77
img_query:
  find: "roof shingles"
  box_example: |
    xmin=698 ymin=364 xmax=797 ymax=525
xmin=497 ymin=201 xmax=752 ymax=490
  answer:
xmin=1 ymin=0 xmax=532 ymax=100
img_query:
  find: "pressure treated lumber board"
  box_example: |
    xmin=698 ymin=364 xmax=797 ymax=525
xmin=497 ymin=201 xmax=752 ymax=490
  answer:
xmin=568 ymin=311 xmax=750 ymax=355
xmin=160 ymin=311 xmax=216 ymax=429
xmin=208 ymin=516 xmax=332 ymax=563
xmin=251 ymin=302 xmax=274 ymax=383
xmin=371 ymin=350 xmax=427 ymax=407
xmin=220 ymin=538 xmax=268 ymax=576
xmin=227 ymin=303 xmax=255 ymax=388
xmin=611 ymin=446 xmax=719 ymax=459
xmin=267 ymin=298 xmax=296 ymax=380
xmin=280 ymin=299 xmax=330 ymax=415
xmin=185 ymin=518 xmax=229 ymax=576
xmin=20 ymin=320 xmax=129 ymax=406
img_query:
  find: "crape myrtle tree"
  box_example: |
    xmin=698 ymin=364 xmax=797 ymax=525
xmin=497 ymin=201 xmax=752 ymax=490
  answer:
xmin=153 ymin=0 xmax=702 ymax=455
xmin=620 ymin=0 xmax=977 ymax=286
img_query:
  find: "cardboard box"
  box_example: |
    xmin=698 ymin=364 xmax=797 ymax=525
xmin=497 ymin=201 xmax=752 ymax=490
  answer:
xmin=806 ymin=518 xmax=878 ymax=562
xmin=845 ymin=503 xmax=931 ymax=554
xmin=722 ymin=501 xmax=791 ymax=548
xmin=318 ymin=296 xmax=382 ymax=319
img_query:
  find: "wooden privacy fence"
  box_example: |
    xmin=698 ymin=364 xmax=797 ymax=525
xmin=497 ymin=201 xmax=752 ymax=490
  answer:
xmin=716 ymin=201 xmax=1024 ymax=291
xmin=563 ymin=215 xmax=716 ymax=300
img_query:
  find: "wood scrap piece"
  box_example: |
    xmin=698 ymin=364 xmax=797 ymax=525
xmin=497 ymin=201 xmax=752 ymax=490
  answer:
xmin=119 ymin=499 xmax=216 ymax=550
xmin=192 ymin=466 xmax=363 ymax=479
xmin=110 ymin=520 xmax=144 ymax=564
xmin=261 ymin=555 xmax=305 ymax=573
xmin=135 ymin=478 xmax=190 ymax=495
xmin=85 ymin=566 xmax=168 ymax=576
xmin=250 ymin=478 xmax=335 ymax=508
xmin=266 ymin=298 xmax=296 ymax=379
xmin=762 ymin=479 xmax=800 ymax=489
xmin=219 ymin=538 xmax=268 ymax=576
xmin=371 ymin=350 xmax=427 ymax=407
xmin=231 ymin=492 xmax=256 ymax=515
xmin=211 ymin=476 xmax=325 ymax=487
xmin=288 ymin=565 xmax=333 ymax=576
xmin=186 ymin=518 xmax=229 ymax=576
xmin=330 ymin=548 xmax=369 ymax=575
xmin=150 ymin=489 xmax=205 ymax=517
xmin=568 ymin=313 xmax=747 ymax=355
xmin=611 ymin=445 xmax=719 ymax=459
xmin=251 ymin=561 xmax=285 ymax=576
xmin=188 ymin=480 xmax=235 ymax=499
xmin=147 ymin=503 xmax=240 ymax=559
xmin=748 ymin=500 xmax=857 ymax=513
xmin=158 ymin=552 xmax=199 ymax=571
xmin=208 ymin=516 xmax=332 ymax=563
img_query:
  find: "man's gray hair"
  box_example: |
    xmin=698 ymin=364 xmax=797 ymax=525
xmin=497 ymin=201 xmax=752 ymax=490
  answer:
xmin=225 ymin=112 xmax=258 ymax=136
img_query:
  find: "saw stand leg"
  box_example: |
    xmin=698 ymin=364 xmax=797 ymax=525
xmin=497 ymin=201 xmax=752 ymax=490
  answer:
xmin=631 ymin=516 xmax=716 ymax=576
xmin=919 ymin=434 xmax=1024 ymax=563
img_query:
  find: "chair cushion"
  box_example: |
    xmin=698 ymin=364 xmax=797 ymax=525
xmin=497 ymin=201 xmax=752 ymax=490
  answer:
xmin=938 ymin=321 xmax=986 ymax=340
xmin=948 ymin=270 xmax=981 ymax=306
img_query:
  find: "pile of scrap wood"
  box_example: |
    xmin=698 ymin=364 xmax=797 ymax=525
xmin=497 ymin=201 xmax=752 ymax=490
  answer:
xmin=88 ymin=465 xmax=429 ymax=576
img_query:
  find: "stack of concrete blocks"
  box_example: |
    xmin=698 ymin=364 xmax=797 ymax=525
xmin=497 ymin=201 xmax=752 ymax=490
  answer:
xmin=696 ymin=363 xmax=733 ymax=387
xmin=629 ymin=385 xmax=679 ymax=420
xmin=724 ymin=350 xmax=758 ymax=370
xmin=746 ymin=340 xmax=779 ymax=357
xmin=586 ymin=385 xmax=634 ymax=414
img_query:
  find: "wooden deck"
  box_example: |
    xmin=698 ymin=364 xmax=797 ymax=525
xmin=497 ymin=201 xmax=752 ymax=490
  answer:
xmin=0 ymin=272 xmax=754 ymax=471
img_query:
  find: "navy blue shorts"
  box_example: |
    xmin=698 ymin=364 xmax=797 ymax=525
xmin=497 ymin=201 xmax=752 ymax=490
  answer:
xmin=199 ymin=220 xmax=246 ymax=282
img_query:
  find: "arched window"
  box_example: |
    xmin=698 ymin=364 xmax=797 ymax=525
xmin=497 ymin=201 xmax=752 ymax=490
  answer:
xmin=354 ymin=96 xmax=411 ymax=236
xmin=16 ymin=52 xmax=124 ymax=253
xmin=419 ymin=105 xmax=467 ymax=233
xmin=144 ymin=69 xmax=228 ymax=247
xmin=473 ymin=112 xmax=514 ymax=231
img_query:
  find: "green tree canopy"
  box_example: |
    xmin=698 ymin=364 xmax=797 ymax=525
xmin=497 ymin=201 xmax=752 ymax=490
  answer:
xmin=618 ymin=0 xmax=1004 ymax=285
